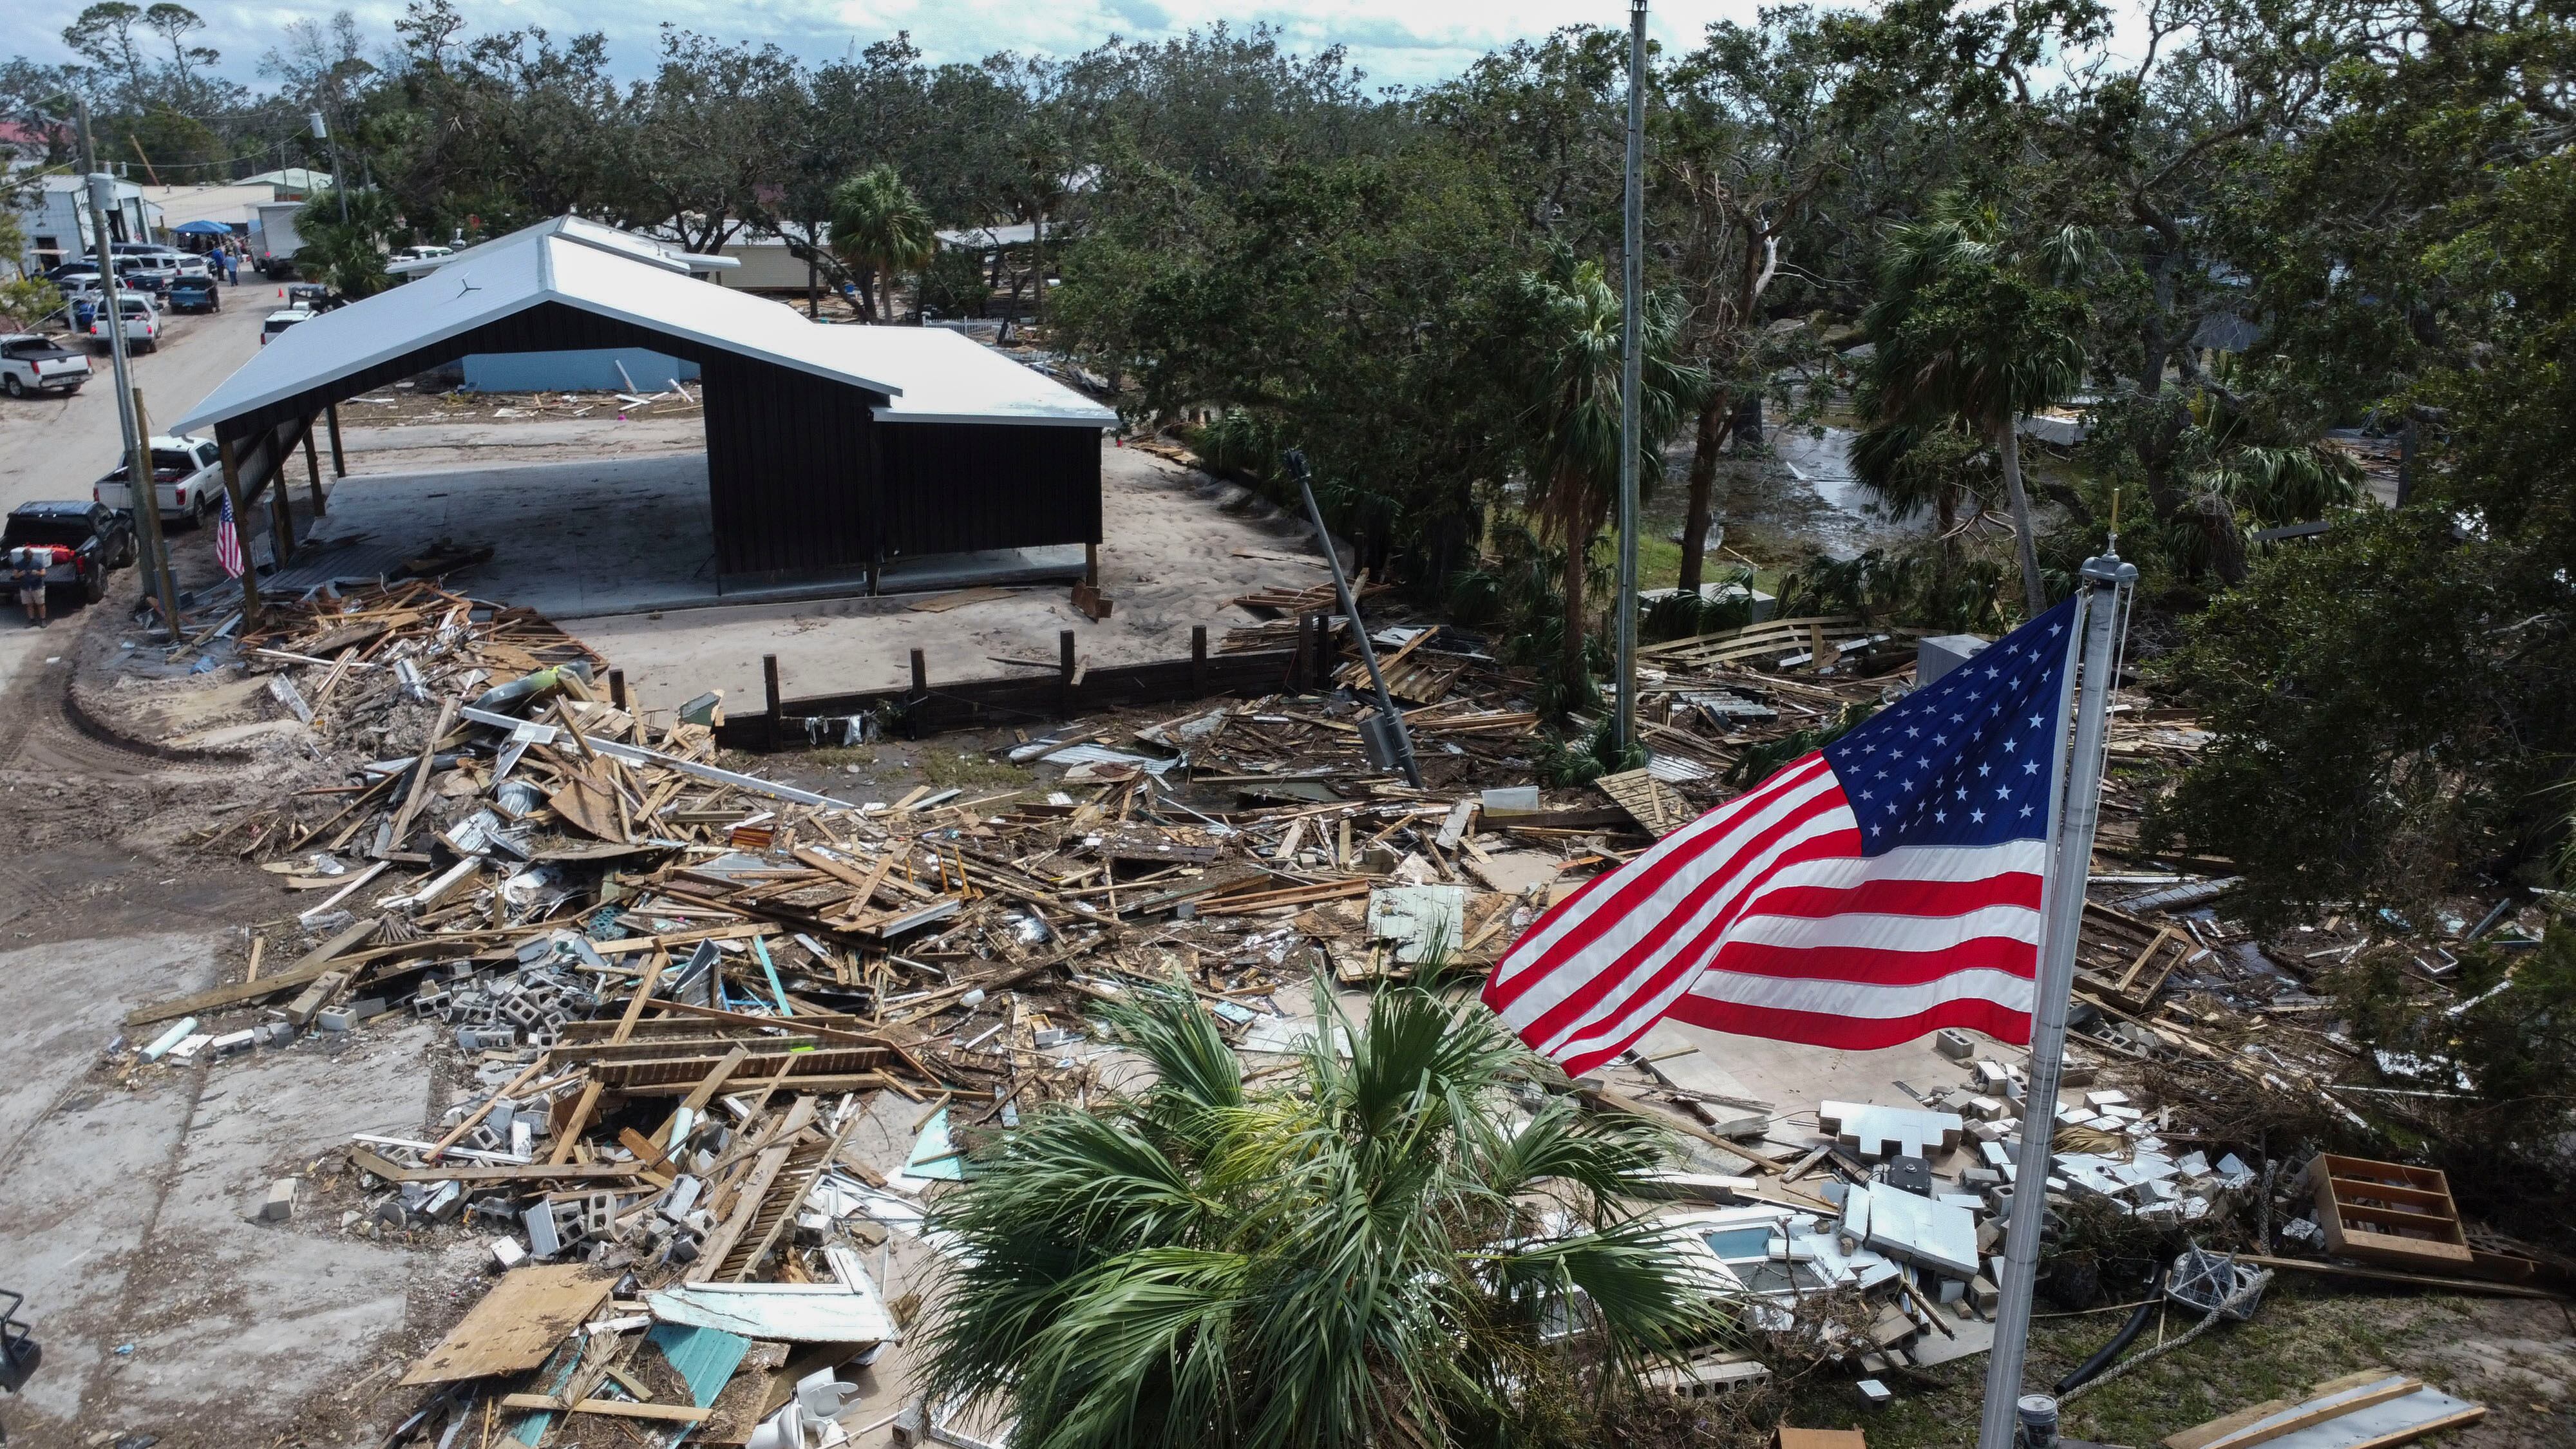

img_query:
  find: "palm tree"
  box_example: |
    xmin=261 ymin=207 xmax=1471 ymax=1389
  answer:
xmin=1520 ymin=260 xmax=1710 ymax=695
xmin=1855 ymin=199 xmax=2092 ymax=616
xmin=827 ymin=164 xmax=938 ymax=323
xmin=917 ymin=981 xmax=1723 ymax=1449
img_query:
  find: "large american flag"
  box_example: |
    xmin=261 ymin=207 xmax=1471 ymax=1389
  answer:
xmin=1484 ymin=597 xmax=2079 ymax=1074
xmin=214 ymin=491 xmax=245 ymax=578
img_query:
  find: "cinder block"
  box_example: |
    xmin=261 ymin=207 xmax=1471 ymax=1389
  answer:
xmin=317 ymin=1007 xmax=357 ymax=1032
xmin=492 ymin=1236 xmax=527 ymax=1269
xmin=211 ymin=1030 xmax=256 ymax=1056
xmin=1969 ymin=1275 xmax=2000 ymax=1312
xmin=1935 ymin=1028 xmax=1975 ymax=1060
xmin=258 ymin=1178 xmax=297 ymax=1223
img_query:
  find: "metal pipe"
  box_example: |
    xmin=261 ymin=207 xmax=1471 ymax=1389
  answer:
xmin=1975 ymin=553 xmax=2136 ymax=1449
xmin=2054 ymin=1263 xmax=2167 ymax=1395
xmin=1615 ymin=0 xmax=1648 ymax=759
xmin=1283 ymin=449 xmax=1420 ymax=788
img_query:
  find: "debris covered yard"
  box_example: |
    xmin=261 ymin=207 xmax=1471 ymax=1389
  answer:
xmin=0 ymin=531 xmax=2562 ymax=1449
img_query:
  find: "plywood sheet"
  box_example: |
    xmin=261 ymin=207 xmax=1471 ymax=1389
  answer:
xmin=400 ymin=1264 xmax=616 ymax=1385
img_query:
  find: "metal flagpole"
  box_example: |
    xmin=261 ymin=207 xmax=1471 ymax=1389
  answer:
xmin=1614 ymin=0 xmax=1647 ymax=759
xmin=1975 ymin=552 xmax=2136 ymax=1449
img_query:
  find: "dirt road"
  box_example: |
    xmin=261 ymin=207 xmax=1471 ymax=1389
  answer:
xmin=0 ymin=279 xmax=269 ymax=513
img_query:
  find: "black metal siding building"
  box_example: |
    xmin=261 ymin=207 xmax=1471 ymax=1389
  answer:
xmin=176 ymin=217 xmax=1112 ymax=585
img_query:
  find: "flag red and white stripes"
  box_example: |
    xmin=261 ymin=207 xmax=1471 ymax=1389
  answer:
xmin=1484 ymin=597 xmax=2079 ymax=1075
xmin=214 ymin=491 xmax=244 ymax=578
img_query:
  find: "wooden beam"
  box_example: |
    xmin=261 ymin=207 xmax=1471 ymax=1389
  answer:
xmin=497 ymin=1396 xmax=708 ymax=1424
xmin=301 ymin=419 xmax=327 ymax=516
xmin=124 ymin=914 xmax=379 ymax=1026
xmin=325 ymin=401 xmax=345 ymax=477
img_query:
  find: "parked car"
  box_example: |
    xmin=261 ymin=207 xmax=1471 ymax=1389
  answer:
xmin=285 ymin=281 xmax=334 ymax=310
xmin=260 ymin=307 xmax=314 ymax=345
xmin=0 ymin=334 xmax=93 ymax=398
xmin=65 ymin=280 xmax=105 ymax=332
xmin=111 ymin=254 xmax=174 ymax=294
xmin=1 ymin=501 xmax=134 ymax=603
xmin=164 ymin=276 xmax=220 ymax=314
xmin=395 ymin=245 xmax=452 ymax=263
xmin=88 ymin=294 xmax=161 ymax=353
xmin=95 ymin=435 xmax=225 ymax=528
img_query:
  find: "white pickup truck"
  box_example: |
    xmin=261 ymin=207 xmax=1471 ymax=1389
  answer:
xmin=95 ymin=435 xmax=225 ymax=528
xmin=0 ymin=334 xmax=92 ymax=397
xmin=87 ymin=294 xmax=162 ymax=353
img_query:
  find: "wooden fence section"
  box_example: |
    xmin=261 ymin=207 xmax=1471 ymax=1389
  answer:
xmin=715 ymin=614 xmax=1347 ymax=751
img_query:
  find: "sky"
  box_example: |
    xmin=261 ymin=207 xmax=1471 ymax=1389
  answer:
xmin=24 ymin=0 xmax=1784 ymax=92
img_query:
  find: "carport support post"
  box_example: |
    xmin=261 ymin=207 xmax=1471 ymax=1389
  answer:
xmin=909 ymin=649 xmax=927 ymax=698
xmin=301 ymin=424 xmax=326 ymax=516
xmin=325 ymin=402 xmax=345 ymax=477
xmin=1191 ymin=625 xmax=1208 ymax=695
xmin=126 ymin=388 xmax=180 ymax=636
xmin=607 ymin=669 xmax=627 ymax=711
xmin=1084 ymin=540 xmax=1098 ymax=589
xmin=1058 ymin=630 xmax=1077 ymax=715
xmin=762 ymin=654 xmax=781 ymax=752
xmin=267 ymin=459 xmax=296 ymax=566
xmin=218 ymin=437 xmax=260 ymax=626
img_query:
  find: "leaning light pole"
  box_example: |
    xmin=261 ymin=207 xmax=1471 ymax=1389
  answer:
xmin=1614 ymin=0 xmax=1647 ymax=760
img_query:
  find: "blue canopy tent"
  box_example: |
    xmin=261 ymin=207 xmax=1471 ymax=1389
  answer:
xmin=172 ymin=220 xmax=233 ymax=234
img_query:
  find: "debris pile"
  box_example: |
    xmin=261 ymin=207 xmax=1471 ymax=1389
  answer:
xmin=88 ymin=585 xmax=2564 ymax=1440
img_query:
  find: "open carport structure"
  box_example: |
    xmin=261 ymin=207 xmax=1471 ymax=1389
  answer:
xmin=171 ymin=216 xmax=1116 ymax=595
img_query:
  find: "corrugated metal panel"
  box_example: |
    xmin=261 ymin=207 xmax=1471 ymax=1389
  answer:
xmin=878 ymin=422 xmax=1099 ymax=558
xmin=703 ymin=353 xmax=879 ymax=576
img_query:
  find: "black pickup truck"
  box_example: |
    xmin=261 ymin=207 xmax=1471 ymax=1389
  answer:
xmin=1 ymin=502 xmax=135 ymax=603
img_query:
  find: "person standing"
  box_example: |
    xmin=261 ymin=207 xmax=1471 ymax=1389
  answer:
xmin=11 ymin=544 xmax=54 ymax=625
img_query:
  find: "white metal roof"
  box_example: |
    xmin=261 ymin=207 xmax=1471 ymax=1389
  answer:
xmin=830 ymin=328 xmax=1117 ymax=428
xmin=175 ymin=216 xmax=1109 ymax=434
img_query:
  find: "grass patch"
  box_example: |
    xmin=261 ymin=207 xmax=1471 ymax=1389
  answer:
xmin=1769 ymin=1280 xmax=2470 ymax=1448
xmin=799 ymin=744 xmax=878 ymax=769
xmin=920 ymin=750 xmax=1034 ymax=792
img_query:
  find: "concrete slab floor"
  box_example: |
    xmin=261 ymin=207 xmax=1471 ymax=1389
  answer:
xmin=0 ymin=928 xmax=439 ymax=1448
xmin=299 ymin=437 xmax=1319 ymax=719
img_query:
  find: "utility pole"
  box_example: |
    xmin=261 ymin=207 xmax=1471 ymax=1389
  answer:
xmin=309 ymin=111 xmax=348 ymax=225
xmin=1973 ymin=551 xmax=2136 ymax=1449
xmin=66 ymin=95 xmax=181 ymax=634
xmin=1614 ymin=0 xmax=1648 ymax=761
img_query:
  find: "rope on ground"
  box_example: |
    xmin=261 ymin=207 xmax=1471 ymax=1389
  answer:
xmin=2057 ymin=1268 xmax=2272 ymax=1404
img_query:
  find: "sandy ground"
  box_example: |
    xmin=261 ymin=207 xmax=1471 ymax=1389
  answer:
xmin=312 ymin=422 xmax=1323 ymax=717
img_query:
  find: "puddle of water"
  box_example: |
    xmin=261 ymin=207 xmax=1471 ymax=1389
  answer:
xmin=1741 ymin=426 xmax=1931 ymax=554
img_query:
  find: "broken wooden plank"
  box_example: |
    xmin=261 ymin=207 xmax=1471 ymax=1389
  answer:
xmin=399 ymin=1264 xmax=615 ymax=1385
xmin=126 ymin=914 xmax=382 ymax=1027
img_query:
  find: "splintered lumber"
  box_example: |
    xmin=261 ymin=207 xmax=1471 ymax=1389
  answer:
xmin=497 ymin=1397 xmax=709 ymax=1424
xmin=1197 ymin=877 xmax=1372 ymax=913
xmin=349 ymin=1146 xmax=645 ymax=1186
xmin=399 ymin=1264 xmax=614 ymax=1385
xmin=1594 ymin=768 xmax=1695 ymax=837
xmin=691 ymin=1095 xmax=818 ymax=1282
xmin=124 ymin=914 xmax=381 ymax=1026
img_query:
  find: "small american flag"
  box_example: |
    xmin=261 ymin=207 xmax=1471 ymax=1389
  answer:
xmin=1484 ymin=596 xmax=2081 ymax=1072
xmin=214 ymin=491 xmax=244 ymax=578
